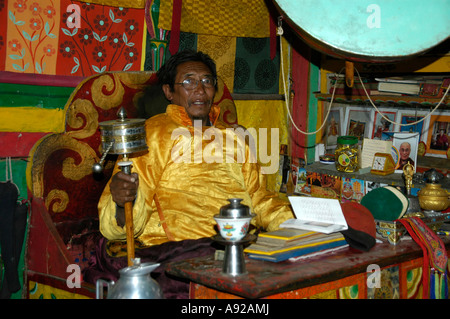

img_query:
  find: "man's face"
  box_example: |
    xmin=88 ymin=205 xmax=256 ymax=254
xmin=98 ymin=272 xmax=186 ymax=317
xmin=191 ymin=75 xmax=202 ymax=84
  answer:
xmin=162 ymin=61 xmax=216 ymax=123
xmin=399 ymin=143 xmax=411 ymax=160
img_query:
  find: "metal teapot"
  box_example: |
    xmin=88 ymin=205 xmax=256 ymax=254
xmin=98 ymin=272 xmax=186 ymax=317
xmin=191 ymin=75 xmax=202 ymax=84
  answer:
xmin=96 ymin=258 xmax=164 ymax=299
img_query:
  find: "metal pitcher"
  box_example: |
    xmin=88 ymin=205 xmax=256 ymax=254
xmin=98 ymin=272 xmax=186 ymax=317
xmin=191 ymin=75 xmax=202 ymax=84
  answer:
xmin=96 ymin=259 xmax=164 ymax=299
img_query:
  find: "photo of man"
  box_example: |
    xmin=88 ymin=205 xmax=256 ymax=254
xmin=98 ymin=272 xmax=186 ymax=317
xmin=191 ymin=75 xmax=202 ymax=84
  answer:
xmin=398 ymin=141 xmax=414 ymax=170
xmin=393 ymin=132 xmax=419 ymax=173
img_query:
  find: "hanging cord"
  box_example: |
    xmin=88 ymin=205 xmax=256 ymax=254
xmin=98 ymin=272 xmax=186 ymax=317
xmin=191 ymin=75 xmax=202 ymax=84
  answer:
xmin=355 ymin=68 xmax=450 ymax=127
xmin=6 ymin=157 xmax=12 ymax=182
xmin=279 ymin=18 xmax=337 ymax=135
xmin=4 ymin=157 xmax=20 ymax=195
xmin=278 ymin=17 xmax=450 ymax=135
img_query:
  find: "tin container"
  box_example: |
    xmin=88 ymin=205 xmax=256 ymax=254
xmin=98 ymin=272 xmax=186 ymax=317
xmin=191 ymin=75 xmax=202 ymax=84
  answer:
xmin=335 ymin=136 xmax=359 ymax=172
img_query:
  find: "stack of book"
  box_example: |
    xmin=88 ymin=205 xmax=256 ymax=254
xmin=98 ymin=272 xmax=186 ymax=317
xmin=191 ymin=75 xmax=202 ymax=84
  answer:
xmin=327 ymin=74 xmax=379 ymax=96
xmin=244 ymin=228 xmax=347 ymax=262
xmin=326 ymin=74 xmax=449 ymax=97
xmin=375 ymin=76 xmax=449 ymax=97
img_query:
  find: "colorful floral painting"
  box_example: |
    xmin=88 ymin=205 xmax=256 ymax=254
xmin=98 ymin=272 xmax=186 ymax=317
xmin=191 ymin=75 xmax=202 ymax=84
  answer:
xmin=3 ymin=0 xmax=145 ymax=76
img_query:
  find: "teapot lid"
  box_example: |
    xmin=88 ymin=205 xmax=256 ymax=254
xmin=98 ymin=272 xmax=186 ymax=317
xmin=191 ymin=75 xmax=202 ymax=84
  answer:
xmin=217 ymin=198 xmax=253 ymax=218
xmin=424 ymin=168 xmax=443 ymax=184
xmin=119 ymin=258 xmax=160 ymax=277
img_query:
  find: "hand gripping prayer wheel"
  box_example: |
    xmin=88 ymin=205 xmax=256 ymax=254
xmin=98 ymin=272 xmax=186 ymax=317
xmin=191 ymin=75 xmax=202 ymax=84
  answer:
xmin=93 ymin=107 xmax=148 ymax=266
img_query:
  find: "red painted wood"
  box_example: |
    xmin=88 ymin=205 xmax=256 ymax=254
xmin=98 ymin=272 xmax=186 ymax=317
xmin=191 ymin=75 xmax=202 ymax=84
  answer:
xmin=0 ymin=132 xmax=48 ymax=157
xmin=0 ymin=71 xmax=84 ymax=87
xmin=290 ymin=42 xmax=311 ymax=160
xmin=166 ymin=237 xmax=450 ymax=299
xmin=26 ymin=196 xmax=74 ymax=279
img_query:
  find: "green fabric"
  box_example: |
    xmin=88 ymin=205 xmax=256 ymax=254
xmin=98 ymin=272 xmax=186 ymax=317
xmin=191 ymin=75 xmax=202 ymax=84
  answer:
xmin=0 ymin=83 xmax=73 ymax=109
xmin=163 ymin=32 xmax=198 ymax=62
xmin=361 ymin=186 xmax=409 ymax=221
xmin=233 ymin=37 xmax=279 ymax=94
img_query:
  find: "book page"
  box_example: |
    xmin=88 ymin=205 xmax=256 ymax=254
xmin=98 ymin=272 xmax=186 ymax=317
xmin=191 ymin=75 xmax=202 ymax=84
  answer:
xmin=282 ymin=197 xmax=348 ymax=233
xmin=361 ymin=138 xmax=392 ymax=168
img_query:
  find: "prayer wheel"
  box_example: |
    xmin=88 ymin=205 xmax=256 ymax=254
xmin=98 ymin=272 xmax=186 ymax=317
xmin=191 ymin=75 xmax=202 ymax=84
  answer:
xmin=99 ymin=108 xmax=147 ymax=156
xmin=92 ymin=108 xmax=147 ymax=174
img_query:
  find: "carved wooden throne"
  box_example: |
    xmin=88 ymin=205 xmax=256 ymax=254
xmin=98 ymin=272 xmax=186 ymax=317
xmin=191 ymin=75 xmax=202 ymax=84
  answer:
xmin=25 ymin=71 xmax=237 ymax=298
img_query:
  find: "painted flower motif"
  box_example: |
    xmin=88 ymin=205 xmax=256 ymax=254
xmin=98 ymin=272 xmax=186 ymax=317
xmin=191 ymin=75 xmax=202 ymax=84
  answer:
xmin=81 ymin=3 xmax=95 ymax=12
xmin=29 ymin=2 xmax=41 ymax=16
xmin=59 ymin=41 xmax=76 ymax=58
xmin=125 ymin=19 xmax=139 ymax=37
xmin=124 ymin=46 xmax=138 ymax=63
xmin=93 ymin=14 xmax=109 ymax=32
xmin=13 ymin=0 xmax=27 ymax=13
xmin=113 ymin=7 xmax=129 ymax=17
xmin=108 ymin=32 xmax=123 ymax=48
xmin=43 ymin=44 xmax=55 ymax=56
xmin=78 ymin=28 xmax=93 ymax=45
xmin=29 ymin=18 xmax=41 ymax=31
xmin=8 ymin=39 xmax=22 ymax=52
xmin=43 ymin=5 xmax=56 ymax=19
xmin=92 ymin=46 xmax=107 ymax=62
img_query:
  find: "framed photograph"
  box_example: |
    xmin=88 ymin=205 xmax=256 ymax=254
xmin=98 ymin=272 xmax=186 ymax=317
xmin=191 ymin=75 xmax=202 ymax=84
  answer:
xmin=395 ymin=109 xmax=431 ymax=143
xmin=425 ymin=112 xmax=450 ymax=158
xmin=371 ymin=108 xmax=397 ymax=140
xmin=393 ymin=132 xmax=420 ymax=173
xmin=325 ymin=105 xmax=344 ymax=151
xmin=344 ymin=106 xmax=374 ymax=142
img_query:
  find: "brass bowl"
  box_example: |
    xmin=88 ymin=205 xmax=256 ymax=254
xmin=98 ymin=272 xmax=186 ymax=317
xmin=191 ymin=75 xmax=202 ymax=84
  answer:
xmin=418 ymin=183 xmax=450 ymax=212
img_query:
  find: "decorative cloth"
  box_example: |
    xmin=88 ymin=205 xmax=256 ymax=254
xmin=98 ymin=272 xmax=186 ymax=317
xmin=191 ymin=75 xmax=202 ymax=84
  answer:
xmin=159 ymin=0 xmax=272 ymax=38
xmin=3 ymin=0 xmax=146 ymax=76
xmin=397 ymin=217 xmax=448 ymax=299
xmin=76 ymin=0 xmax=146 ymax=8
xmin=160 ymin=0 xmax=276 ymax=57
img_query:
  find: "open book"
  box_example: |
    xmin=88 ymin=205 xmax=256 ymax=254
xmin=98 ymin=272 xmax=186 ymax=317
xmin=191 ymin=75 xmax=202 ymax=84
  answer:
xmin=281 ymin=196 xmax=348 ymax=234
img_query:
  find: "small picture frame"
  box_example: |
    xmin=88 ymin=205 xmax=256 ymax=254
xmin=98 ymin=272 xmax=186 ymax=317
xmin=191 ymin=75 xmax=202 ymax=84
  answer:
xmin=395 ymin=109 xmax=431 ymax=143
xmin=393 ymin=132 xmax=420 ymax=173
xmin=344 ymin=106 xmax=374 ymax=141
xmin=325 ymin=105 xmax=344 ymax=152
xmin=371 ymin=108 xmax=397 ymax=140
xmin=425 ymin=112 xmax=450 ymax=158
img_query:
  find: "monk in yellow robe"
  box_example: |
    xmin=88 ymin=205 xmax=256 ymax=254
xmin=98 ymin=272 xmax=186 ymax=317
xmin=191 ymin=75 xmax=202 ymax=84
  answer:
xmin=88 ymin=50 xmax=293 ymax=298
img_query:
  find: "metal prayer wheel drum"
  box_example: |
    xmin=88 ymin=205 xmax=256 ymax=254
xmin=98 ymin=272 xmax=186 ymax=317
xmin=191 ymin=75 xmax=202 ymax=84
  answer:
xmin=99 ymin=117 xmax=147 ymax=155
xmin=92 ymin=108 xmax=147 ymax=174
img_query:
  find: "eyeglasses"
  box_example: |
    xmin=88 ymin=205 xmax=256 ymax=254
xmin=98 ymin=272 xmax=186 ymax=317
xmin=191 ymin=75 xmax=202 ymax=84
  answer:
xmin=175 ymin=77 xmax=217 ymax=90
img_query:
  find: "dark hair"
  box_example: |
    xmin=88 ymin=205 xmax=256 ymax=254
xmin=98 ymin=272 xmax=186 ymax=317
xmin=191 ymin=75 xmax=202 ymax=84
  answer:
xmin=156 ymin=50 xmax=217 ymax=90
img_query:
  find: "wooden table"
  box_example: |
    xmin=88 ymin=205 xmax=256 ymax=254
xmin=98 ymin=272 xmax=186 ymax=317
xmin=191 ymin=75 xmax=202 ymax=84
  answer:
xmin=166 ymin=237 xmax=450 ymax=299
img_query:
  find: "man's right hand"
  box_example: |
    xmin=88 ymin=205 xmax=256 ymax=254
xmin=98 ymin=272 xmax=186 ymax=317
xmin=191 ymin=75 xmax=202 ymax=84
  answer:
xmin=110 ymin=171 xmax=139 ymax=208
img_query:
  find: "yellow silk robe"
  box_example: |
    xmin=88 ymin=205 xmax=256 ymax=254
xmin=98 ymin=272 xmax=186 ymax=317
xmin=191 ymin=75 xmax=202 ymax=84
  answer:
xmin=98 ymin=104 xmax=294 ymax=246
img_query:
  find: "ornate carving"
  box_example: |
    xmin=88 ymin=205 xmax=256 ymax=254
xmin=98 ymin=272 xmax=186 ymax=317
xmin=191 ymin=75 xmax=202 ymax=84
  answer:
xmin=46 ymin=189 xmax=69 ymax=213
xmin=66 ymin=98 xmax=99 ymax=139
xmin=91 ymin=73 xmax=125 ymax=110
xmin=31 ymin=134 xmax=98 ymax=198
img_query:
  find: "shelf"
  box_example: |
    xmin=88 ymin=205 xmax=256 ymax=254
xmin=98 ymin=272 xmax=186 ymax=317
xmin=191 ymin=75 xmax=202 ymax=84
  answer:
xmin=305 ymin=156 xmax=450 ymax=191
xmin=314 ymin=92 xmax=450 ymax=109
